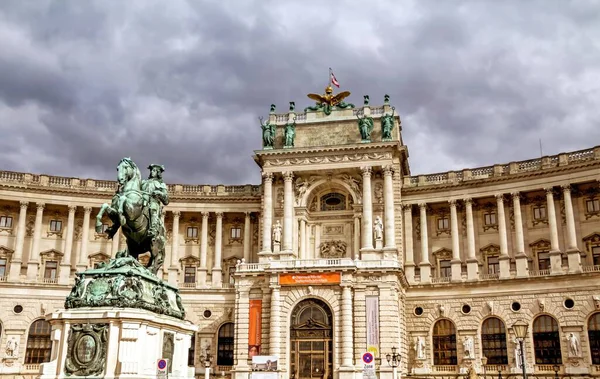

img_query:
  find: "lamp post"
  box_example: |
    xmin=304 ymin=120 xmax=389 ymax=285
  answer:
xmin=552 ymin=364 xmax=560 ymax=379
xmin=512 ymin=320 xmax=529 ymax=379
xmin=481 ymin=356 xmax=488 ymax=379
xmin=200 ymin=346 xmax=213 ymax=379
xmin=386 ymin=346 xmax=400 ymax=379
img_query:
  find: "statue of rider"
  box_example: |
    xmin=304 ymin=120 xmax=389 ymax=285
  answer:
xmin=142 ymin=164 xmax=169 ymax=239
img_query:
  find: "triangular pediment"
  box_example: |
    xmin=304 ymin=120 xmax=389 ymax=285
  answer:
xmin=293 ymin=318 xmax=329 ymax=330
xmin=582 ymin=233 xmax=600 ymax=243
xmin=179 ymin=255 xmax=200 ymax=266
xmin=479 ymin=243 xmax=501 ymax=256
xmin=89 ymin=252 xmax=110 ymax=260
xmin=529 ymin=238 xmax=551 ymax=249
xmin=433 ymin=248 xmax=452 ymax=260
xmin=0 ymin=245 xmax=14 ymax=257
xmin=40 ymin=249 xmax=63 ymax=257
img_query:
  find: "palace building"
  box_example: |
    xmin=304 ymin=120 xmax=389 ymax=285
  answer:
xmin=1 ymin=89 xmax=600 ymax=379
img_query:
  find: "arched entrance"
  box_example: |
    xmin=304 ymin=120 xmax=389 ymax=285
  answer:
xmin=290 ymin=299 xmax=333 ymax=379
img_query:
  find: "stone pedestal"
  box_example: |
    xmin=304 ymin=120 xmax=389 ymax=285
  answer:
xmin=273 ymin=242 xmax=281 ymax=254
xmin=550 ymin=250 xmax=564 ymax=275
xmin=419 ymin=263 xmax=432 ymax=284
xmin=359 ymin=248 xmax=381 ymax=261
xmin=567 ymin=249 xmax=582 ymax=273
xmin=466 ymin=258 xmax=479 ymax=281
xmin=374 ymin=239 xmax=383 ymax=250
xmin=515 ymin=253 xmax=529 ymax=278
xmin=404 ymin=262 xmax=416 ymax=283
xmin=498 ymin=256 xmax=511 ymax=279
xmin=39 ymin=308 xmax=197 ymax=379
xmin=451 ymin=259 xmax=462 ymax=282
xmin=198 ymin=268 xmax=208 ymax=287
xmin=58 ymin=263 xmax=72 ymax=285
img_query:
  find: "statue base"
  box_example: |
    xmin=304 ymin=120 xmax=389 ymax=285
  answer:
xmin=39 ymin=307 xmax=197 ymax=379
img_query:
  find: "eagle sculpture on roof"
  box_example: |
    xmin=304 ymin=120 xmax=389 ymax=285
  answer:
xmin=305 ymin=85 xmax=354 ymax=115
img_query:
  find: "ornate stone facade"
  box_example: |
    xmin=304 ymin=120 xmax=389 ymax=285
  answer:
xmin=1 ymin=96 xmax=600 ymax=379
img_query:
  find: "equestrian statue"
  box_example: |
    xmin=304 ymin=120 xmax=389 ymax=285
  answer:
xmin=95 ymin=158 xmax=169 ymax=275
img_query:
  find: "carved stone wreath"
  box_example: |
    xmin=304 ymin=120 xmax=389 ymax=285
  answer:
xmin=65 ymin=323 xmax=108 ymax=377
xmin=319 ymin=240 xmax=347 ymax=258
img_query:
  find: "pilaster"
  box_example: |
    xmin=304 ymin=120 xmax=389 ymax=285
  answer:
xmin=9 ymin=201 xmax=28 ymax=281
xmin=26 ymin=202 xmax=45 ymax=281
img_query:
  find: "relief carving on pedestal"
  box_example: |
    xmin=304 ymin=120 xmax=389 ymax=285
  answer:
xmin=319 ymin=240 xmax=347 ymax=258
xmin=65 ymin=323 xmax=108 ymax=377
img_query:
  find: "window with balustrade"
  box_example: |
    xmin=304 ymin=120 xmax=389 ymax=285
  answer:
xmin=0 ymin=215 xmax=13 ymax=229
xmin=217 ymin=323 xmax=235 ymax=366
xmin=583 ymin=233 xmax=600 ymax=267
xmin=433 ymin=319 xmax=457 ymax=365
xmin=533 ymin=315 xmax=562 ymax=364
xmin=0 ymin=258 xmax=6 ymax=278
xmin=184 ymin=266 xmax=196 ymax=284
xmin=487 ymin=256 xmax=500 ymax=275
xmin=187 ymin=227 xmax=198 ymax=239
xmin=25 ymin=319 xmax=52 ymax=364
xmin=49 ymin=220 xmax=62 ymax=233
xmin=439 ymin=260 xmax=451 ymax=278
xmin=44 ymin=261 xmax=58 ymax=280
xmin=593 ymin=246 xmax=600 ymax=266
xmin=482 ymin=210 xmax=497 ymax=231
xmin=589 ymin=313 xmax=600 ymax=364
xmin=481 ymin=317 xmax=508 ymax=364
xmin=532 ymin=205 xmax=547 ymax=224
xmin=230 ymin=227 xmax=241 ymax=239
xmin=586 ymin=198 xmax=600 ymax=214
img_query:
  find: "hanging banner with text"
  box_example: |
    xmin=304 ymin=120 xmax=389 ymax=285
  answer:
xmin=279 ymin=272 xmax=341 ymax=286
xmin=366 ymin=296 xmax=380 ymax=358
xmin=249 ymin=300 xmax=262 ymax=357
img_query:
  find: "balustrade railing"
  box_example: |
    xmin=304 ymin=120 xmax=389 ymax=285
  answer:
xmin=432 ymin=365 xmax=457 ymax=372
xmin=529 ymin=269 xmax=551 ymax=277
xmin=583 ymin=265 xmax=600 ymax=273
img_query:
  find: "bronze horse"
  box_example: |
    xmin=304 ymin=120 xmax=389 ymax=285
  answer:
xmin=95 ymin=158 xmax=165 ymax=274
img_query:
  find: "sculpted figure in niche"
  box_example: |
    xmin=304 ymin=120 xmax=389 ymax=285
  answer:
xmin=463 ymin=336 xmax=474 ymax=359
xmin=373 ymin=216 xmax=383 ymax=241
xmin=272 ymin=221 xmax=282 ymax=244
xmin=5 ymin=337 xmax=18 ymax=358
xmin=567 ymin=332 xmax=581 ymax=357
xmin=414 ymin=336 xmax=426 ymax=359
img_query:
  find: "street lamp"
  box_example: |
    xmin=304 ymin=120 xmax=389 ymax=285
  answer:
xmin=386 ymin=346 xmax=400 ymax=379
xmin=512 ymin=320 xmax=529 ymax=379
xmin=552 ymin=364 xmax=560 ymax=379
xmin=481 ymin=356 xmax=488 ymax=379
xmin=200 ymin=346 xmax=213 ymax=379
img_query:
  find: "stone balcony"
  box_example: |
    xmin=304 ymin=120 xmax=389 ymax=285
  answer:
xmin=236 ymin=258 xmax=402 ymax=273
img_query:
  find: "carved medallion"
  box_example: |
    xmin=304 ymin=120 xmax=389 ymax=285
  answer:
xmin=65 ymin=323 xmax=108 ymax=376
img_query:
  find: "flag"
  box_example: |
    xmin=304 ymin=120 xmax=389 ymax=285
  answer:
xmin=330 ymin=68 xmax=340 ymax=87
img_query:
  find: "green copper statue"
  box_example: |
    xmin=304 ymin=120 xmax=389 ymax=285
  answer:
xmin=381 ymin=107 xmax=395 ymax=141
xmin=260 ymin=117 xmax=276 ymax=149
xmin=304 ymin=85 xmax=355 ymax=116
xmin=357 ymin=113 xmax=374 ymax=142
xmin=284 ymin=117 xmax=296 ymax=148
xmin=95 ymin=158 xmax=167 ymax=274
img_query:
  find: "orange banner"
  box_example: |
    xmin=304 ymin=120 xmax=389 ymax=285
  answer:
xmin=249 ymin=300 xmax=262 ymax=354
xmin=279 ymin=272 xmax=341 ymax=285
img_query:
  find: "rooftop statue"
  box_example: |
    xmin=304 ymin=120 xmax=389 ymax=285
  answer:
xmin=381 ymin=107 xmax=395 ymax=141
xmin=95 ymin=158 xmax=168 ymax=275
xmin=260 ymin=117 xmax=276 ymax=149
xmin=305 ymin=85 xmax=355 ymax=116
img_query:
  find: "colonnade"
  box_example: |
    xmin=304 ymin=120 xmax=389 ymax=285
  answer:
xmin=403 ymin=185 xmax=582 ymax=283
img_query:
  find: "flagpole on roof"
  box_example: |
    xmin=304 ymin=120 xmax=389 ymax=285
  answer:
xmin=328 ymin=67 xmax=332 ymax=86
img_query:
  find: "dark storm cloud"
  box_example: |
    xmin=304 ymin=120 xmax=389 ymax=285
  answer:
xmin=0 ymin=0 xmax=599 ymax=183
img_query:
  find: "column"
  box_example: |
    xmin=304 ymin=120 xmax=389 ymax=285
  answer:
xmin=299 ymin=218 xmax=306 ymax=259
xmin=111 ymin=229 xmax=120 ymax=257
xmin=496 ymin=195 xmax=511 ymax=279
xmin=243 ymin=212 xmax=251 ymax=263
xmin=361 ymin=166 xmax=374 ymax=250
xmin=315 ymin=224 xmax=322 ymax=259
xmin=449 ymin=200 xmax=462 ymax=282
xmin=234 ymin=287 xmax=250 ymax=370
xmin=269 ymin=285 xmax=281 ymax=359
xmin=464 ymin=198 xmax=478 ymax=281
xmin=562 ymin=185 xmax=582 ymax=273
xmin=341 ymin=285 xmax=354 ymax=368
xmin=9 ymin=201 xmax=28 ymax=281
xmin=305 ymin=222 xmax=311 ymax=260
xmin=383 ymin=165 xmax=396 ymax=249
xmin=199 ymin=211 xmax=209 ymax=286
xmin=418 ymin=203 xmax=431 ymax=283
xmin=26 ymin=202 xmax=45 ymax=281
xmin=76 ymin=206 xmax=92 ymax=272
xmin=352 ymin=216 xmax=360 ymax=260
xmin=212 ymin=212 xmax=223 ymax=286
xmin=403 ymin=204 xmax=415 ymax=282
xmin=512 ymin=193 xmax=529 ymax=278
xmin=59 ymin=205 xmax=76 ymax=284
xmin=168 ymin=210 xmax=181 ymax=285
xmin=282 ymin=171 xmax=294 ymax=255
xmin=261 ymin=173 xmax=273 ymax=254
xmin=545 ymin=187 xmax=563 ymax=274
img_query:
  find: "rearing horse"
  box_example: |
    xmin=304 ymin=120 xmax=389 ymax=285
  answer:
xmin=95 ymin=158 xmax=165 ymax=274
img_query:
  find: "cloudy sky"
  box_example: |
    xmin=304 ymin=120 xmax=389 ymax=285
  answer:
xmin=1 ymin=0 xmax=599 ymax=185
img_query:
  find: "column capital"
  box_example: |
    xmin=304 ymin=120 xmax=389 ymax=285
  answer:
xmin=172 ymin=210 xmax=181 ymax=218
xmin=418 ymin=202 xmax=427 ymax=209
xmin=448 ymin=199 xmax=458 ymax=207
xmin=83 ymin=206 xmax=93 ymax=214
xmin=402 ymin=203 xmax=413 ymax=211
xmin=511 ymin=191 xmax=521 ymax=199
xmin=68 ymin=205 xmax=77 ymax=213
xmin=495 ymin=194 xmax=505 ymax=203
xmin=463 ymin=197 xmax=473 ymax=206
xmin=36 ymin=202 xmax=45 ymax=210
xmin=262 ymin=172 xmax=273 ymax=181
xmin=215 ymin=211 xmax=224 ymax=218
xmin=19 ymin=200 xmax=29 ymax=208
xmin=244 ymin=211 xmax=252 ymax=217
xmin=201 ymin=211 xmax=210 ymax=218
xmin=544 ymin=186 xmax=555 ymax=195
xmin=561 ymin=184 xmax=572 ymax=193
xmin=382 ymin=165 xmax=395 ymax=176
xmin=360 ymin=166 xmax=372 ymax=177
xmin=282 ymin=171 xmax=294 ymax=181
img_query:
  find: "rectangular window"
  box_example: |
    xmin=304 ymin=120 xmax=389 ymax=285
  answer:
xmin=184 ymin=266 xmax=196 ymax=283
xmin=587 ymin=199 xmax=600 ymax=213
xmin=0 ymin=216 xmax=13 ymax=228
xmin=593 ymin=246 xmax=600 ymax=266
xmin=484 ymin=212 xmax=497 ymax=226
xmin=487 ymin=256 xmax=500 ymax=274
xmin=439 ymin=260 xmax=451 ymax=278
xmin=538 ymin=251 xmax=551 ymax=271
xmin=230 ymin=227 xmax=242 ymax=239
xmin=533 ymin=206 xmax=547 ymax=220
xmin=0 ymin=258 xmax=6 ymax=277
xmin=437 ymin=218 xmax=449 ymax=230
xmin=44 ymin=261 xmax=58 ymax=279
xmin=49 ymin=220 xmax=62 ymax=232
xmin=186 ymin=227 xmax=198 ymax=239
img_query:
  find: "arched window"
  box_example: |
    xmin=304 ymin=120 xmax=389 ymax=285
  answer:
xmin=533 ymin=315 xmax=562 ymax=364
xmin=433 ymin=319 xmax=457 ymax=365
xmin=320 ymin=193 xmax=346 ymax=211
xmin=589 ymin=313 xmax=600 ymax=364
xmin=481 ymin=317 xmax=508 ymax=364
xmin=25 ymin=319 xmax=52 ymax=364
xmin=217 ymin=323 xmax=234 ymax=366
